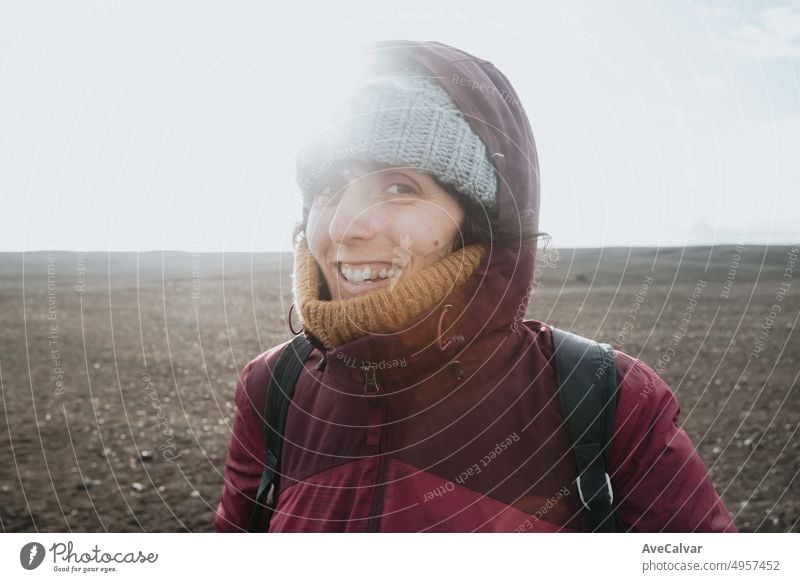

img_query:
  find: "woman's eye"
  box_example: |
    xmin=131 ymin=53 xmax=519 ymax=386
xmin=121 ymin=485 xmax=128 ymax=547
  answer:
xmin=385 ymin=182 xmax=417 ymax=196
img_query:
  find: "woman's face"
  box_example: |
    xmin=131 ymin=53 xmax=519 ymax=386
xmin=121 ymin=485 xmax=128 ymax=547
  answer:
xmin=306 ymin=162 xmax=465 ymax=301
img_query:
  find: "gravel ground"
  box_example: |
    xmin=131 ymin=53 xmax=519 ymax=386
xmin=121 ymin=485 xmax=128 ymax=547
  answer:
xmin=0 ymin=244 xmax=797 ymax=532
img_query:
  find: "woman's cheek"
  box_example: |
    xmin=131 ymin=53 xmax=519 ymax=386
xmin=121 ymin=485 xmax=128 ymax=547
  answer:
xmin=368 ymin=210 xmax=391 ymax=233
xmin=418 ymin=242 xmax=451 ymax=266
xmin=305 ymin=209 xmax=326 ymax=248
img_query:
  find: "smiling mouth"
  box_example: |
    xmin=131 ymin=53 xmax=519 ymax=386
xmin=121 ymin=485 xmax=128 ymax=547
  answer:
xmin=337 ymin=262 xmax=402 ymax=285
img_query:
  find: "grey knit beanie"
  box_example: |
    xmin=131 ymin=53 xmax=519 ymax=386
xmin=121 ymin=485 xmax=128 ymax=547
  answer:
xmin=295 ymin=67 xmax=497 ymax=211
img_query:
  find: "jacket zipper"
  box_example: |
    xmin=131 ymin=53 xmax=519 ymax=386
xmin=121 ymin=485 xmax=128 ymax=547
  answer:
xmin=363 ymin=366 xmax=388 ymax=532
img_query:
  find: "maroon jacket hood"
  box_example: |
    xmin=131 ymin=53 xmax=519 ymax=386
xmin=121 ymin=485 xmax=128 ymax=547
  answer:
xmin=300 ymin=40 xmax=541 ymax=391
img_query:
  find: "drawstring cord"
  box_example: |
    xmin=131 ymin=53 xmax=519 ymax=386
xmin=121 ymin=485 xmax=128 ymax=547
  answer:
xmin=437 ymin=304 xmax=465 ymax=351
xmin=437 ymin=304 xmax=466 ymax=380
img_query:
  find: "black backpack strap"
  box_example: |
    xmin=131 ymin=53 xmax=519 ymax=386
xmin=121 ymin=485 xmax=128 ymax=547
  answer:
xmin=551 ymin=326 xmax=621 ymax=532
xmin=247 ymin=334 xmax=314 ymax=532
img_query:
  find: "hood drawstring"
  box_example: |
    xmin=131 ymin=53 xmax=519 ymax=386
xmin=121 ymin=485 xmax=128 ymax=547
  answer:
xmin=437 ymin=304 xmax=466 ymax=380
xmin=289 ymin=304 xmax=328 ymax=372
xmin=437 ymin=304 xmax=465 ymax=351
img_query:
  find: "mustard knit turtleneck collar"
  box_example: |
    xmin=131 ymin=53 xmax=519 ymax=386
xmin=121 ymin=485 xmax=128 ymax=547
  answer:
xmin=292 ymin=238 xmax=487 ymax=347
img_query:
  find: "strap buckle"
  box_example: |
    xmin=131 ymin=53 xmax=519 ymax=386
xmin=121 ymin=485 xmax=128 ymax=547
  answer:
xmin=265 ymin=482 xmax=275 ymax=507
xmin=575 ymin=472 xmax=613 ymax=510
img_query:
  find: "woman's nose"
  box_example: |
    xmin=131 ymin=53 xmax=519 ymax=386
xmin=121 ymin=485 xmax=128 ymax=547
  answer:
xmin=327 ymin=179 xmax=382 ymax=244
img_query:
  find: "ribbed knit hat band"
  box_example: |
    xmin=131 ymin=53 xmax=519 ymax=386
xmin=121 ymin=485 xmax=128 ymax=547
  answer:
xmin=295 ymin=67 xmax=498 ymax=211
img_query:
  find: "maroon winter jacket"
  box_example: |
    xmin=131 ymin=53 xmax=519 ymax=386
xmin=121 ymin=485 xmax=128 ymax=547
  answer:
xmin=215 ymin=41 xmax=737 ymax=533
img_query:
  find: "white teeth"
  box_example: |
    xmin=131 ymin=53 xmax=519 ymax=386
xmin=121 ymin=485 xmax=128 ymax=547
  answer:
xmin=340 ymin=264 xmax=400 ymax=284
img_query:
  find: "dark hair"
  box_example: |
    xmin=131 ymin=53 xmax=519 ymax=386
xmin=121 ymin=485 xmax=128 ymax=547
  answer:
xmin=432 ymin=177 xmax=545 ymax=252
xmin=291 ymin=176 xmax=547 ymax=252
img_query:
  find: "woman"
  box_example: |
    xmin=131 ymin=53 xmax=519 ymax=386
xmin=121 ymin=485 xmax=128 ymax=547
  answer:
xmin=215 ymin=40 xmax=736 ymax=532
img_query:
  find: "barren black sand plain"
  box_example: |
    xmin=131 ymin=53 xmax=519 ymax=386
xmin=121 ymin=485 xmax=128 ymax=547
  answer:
xmin=1 ymin=244 xmax=797 ymax=532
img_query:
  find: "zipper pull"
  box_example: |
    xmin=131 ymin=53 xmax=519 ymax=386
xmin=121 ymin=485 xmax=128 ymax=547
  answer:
xmin=449 ymin=359 xmax=464 ymax=380
xmin=362 ymin=363 xmax=383 ymax=448
xmin=362 ymin=363 xmax=380 ymax=393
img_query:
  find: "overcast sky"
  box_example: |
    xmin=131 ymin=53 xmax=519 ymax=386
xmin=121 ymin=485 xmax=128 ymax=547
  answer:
xmin=0 ymin=0 xmax=798 ymax=252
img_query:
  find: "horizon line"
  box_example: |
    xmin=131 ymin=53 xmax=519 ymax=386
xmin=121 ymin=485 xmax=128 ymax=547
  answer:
xmin=1 ymin=241 xmax=794 ymax=254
